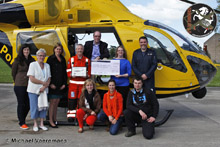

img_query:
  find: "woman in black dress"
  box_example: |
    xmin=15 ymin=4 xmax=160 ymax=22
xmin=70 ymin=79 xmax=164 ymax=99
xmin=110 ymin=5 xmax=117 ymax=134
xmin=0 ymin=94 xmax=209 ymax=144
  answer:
xmin=47 ymin=43 xmax=67 ymax=128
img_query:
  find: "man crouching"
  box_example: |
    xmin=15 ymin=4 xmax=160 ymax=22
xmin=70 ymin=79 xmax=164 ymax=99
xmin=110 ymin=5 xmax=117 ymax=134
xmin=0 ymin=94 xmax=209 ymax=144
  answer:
xmin=124 ymin=76 xmax=159 ymax=139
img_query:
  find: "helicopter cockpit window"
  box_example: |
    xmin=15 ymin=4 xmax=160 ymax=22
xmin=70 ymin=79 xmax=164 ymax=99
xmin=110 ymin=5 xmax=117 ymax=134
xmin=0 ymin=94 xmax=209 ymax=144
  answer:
xmin=144 ymin=20 xmax=205 ymax=55
xmin=16 ymin=31 xmax=62 ymax=56
xmin=144 ymin=30 xmax=187 ymax=73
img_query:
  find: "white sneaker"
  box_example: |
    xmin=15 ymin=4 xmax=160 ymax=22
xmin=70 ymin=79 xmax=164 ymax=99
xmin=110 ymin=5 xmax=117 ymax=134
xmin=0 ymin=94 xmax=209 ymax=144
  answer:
xmin=33 ymin=126 xmax=39 ymax=132
xmin=39 ymin=125 xmax=48 ymax=131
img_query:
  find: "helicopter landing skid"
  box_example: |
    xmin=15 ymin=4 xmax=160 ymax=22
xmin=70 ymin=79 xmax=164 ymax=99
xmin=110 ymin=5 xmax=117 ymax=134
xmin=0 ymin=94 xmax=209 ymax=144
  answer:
xmin=44 ymin=109 xmax=174 ymax=127
xmin=155 ymin=109 xmax=174 ymax=127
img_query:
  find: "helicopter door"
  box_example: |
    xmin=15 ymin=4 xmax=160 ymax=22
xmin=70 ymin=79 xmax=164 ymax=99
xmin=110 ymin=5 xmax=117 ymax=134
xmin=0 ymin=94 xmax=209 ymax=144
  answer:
xmin=144 ymin=29 xmax=194 ymax=89
xmin=14 ymin=27 xmax=70 ymax=60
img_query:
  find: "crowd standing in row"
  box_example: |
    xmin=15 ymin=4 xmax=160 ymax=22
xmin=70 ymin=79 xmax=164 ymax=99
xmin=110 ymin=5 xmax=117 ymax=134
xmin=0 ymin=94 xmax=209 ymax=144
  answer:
xmin=12 ymin=31 xmax=159 ymax=139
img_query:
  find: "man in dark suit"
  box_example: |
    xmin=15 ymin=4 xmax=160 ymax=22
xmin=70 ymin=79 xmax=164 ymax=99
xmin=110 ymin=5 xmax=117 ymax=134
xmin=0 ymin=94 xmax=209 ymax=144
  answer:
xmin=84 ymin=31 xmax=110 ymax=61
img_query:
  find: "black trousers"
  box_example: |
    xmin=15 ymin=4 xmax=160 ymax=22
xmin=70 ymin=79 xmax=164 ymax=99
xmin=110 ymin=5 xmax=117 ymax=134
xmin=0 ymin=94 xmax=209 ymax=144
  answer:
xmin=116 ymin=86 xmax=129 ymax=110
xmin=68 ymin=99 xmax=78 ymax=110
xmin=14 ymin=86 xmax=30 ymax=126
xmin=143 ymin=80 xmax=155 ymax=94
xmin=124 ymin=109 xmax=155 ymax=139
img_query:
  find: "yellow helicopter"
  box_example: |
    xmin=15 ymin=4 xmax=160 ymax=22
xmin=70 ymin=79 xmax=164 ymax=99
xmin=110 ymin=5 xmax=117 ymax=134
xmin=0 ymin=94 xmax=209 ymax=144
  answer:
xmin=0 ymin=0 xmax=217 ymax=101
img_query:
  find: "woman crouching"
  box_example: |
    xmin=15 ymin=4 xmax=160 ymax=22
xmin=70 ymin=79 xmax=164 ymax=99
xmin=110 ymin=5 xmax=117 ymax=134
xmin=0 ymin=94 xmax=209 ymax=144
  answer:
xmin=76 ymin=79 xmax=101 ymax=133
xmin=97 ymin=79 xmax=123 ymax=135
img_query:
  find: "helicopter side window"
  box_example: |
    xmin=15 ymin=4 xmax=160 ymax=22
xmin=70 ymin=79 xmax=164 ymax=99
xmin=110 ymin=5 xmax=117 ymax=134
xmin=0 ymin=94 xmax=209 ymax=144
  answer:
xmin=144 ymin=30 xmax=187 ymax=73
xmin=146 ymin=36 xmax=170 ymax=65
xmin=159 ymin=28 xmax=204 ymax=53
xmin=145 ymin=20 xmax=204 ymax=55
xmin=16 ymin=31 xmax=62 ymax=56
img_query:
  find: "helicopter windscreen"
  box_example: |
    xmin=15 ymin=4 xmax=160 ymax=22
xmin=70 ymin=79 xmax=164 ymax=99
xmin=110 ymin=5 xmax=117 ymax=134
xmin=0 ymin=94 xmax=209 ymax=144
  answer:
xmin=144 ymin=20 xmax=205 ymax=55
xmin=144 ymin=30 xmax=187 ymax=73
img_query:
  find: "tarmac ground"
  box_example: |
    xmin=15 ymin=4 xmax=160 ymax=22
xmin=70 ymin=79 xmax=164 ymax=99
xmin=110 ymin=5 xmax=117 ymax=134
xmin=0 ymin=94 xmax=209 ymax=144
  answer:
xmin=0 ymin=84 xmax=220 ymax=147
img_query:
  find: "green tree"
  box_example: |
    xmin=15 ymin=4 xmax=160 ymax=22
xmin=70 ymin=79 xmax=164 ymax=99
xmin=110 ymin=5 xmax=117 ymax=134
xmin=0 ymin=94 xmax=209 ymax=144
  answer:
xmin=109 ymin=45 xmax=116 ymax=59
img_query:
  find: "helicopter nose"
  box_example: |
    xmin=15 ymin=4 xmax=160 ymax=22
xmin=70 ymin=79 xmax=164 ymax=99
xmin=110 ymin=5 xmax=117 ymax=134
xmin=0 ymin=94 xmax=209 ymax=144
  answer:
xmin=187 ymin=56 xmax=217 ymax=88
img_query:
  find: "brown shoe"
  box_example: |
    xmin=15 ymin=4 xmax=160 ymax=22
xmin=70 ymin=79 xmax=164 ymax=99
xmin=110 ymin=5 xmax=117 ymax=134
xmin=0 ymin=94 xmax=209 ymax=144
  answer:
xmin=89 ymin=126 xmax=94 ymax=130
xmin=105 ymin=121 xmax=110 ymax=132
xmin=120 ymin=125 xmax=123 ymax=131
xmin=78 ymin=128 xmax=83 ymax=133
xmin=125 ymin=131 xmax=136 ymax=137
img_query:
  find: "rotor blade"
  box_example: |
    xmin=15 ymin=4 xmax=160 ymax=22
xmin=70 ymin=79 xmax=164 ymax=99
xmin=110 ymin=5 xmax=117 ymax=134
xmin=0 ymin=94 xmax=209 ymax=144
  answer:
xmin=179 ymin=0 xmax=195 ymax=5
xmin=179 ymin=0 xmax=220 ymax=14
xmin=214 ymin=9 xmax=220 ymax=14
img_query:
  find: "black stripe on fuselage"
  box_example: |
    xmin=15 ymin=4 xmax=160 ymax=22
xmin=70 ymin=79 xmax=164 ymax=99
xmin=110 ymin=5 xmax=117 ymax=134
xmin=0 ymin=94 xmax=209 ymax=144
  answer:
xmin=0 ymin=3 xmax=31 ymax=28
xmin=155 ymin=84 xmax=200 ymax=98
xmin=155 ymin=84 xmax=200 ymax=91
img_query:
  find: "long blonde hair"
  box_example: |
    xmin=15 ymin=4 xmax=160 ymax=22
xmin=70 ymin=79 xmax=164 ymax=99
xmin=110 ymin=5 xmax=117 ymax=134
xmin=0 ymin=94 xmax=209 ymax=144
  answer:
xmin=81 ymin=79 xmax=96 ymax=93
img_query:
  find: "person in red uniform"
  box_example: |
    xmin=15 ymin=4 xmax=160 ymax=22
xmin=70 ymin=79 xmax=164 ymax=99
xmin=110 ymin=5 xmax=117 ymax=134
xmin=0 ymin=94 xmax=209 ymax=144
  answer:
xmin=66 ymin=44 xmax=91 ymax=120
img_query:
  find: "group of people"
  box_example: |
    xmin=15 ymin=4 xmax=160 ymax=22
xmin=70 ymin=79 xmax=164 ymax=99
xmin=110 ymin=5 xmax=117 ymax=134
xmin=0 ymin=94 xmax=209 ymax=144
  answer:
xmin=12 ymin=31 xmax=159 ymax=139
xmin=12 ymin=43 xmax=66 ymax=131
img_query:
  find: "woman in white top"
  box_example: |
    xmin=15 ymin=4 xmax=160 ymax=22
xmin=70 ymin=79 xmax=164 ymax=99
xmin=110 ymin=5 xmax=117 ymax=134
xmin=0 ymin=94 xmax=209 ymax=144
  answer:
xmin=27 ymin=49 xmax=51 ymax=132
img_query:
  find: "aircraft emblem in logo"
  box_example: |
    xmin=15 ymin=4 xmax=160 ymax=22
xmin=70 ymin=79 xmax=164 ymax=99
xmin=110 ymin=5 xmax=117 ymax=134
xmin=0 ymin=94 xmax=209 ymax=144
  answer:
xmin=183 ymin=3 xmax=217 ymax=37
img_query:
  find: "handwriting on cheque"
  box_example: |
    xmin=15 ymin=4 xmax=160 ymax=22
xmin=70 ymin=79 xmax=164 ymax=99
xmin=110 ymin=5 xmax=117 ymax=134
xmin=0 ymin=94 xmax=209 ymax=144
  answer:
xmin=91 ymin=60 xmax=120 ymax=75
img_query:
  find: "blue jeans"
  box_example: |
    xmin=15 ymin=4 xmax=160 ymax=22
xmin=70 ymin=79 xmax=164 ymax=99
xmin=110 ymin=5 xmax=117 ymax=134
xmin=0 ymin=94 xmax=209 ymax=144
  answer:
xmin=97 ymin=109 xmax=123 ymax=135
xmin=28 ymin=93 xmax=47 ymax=119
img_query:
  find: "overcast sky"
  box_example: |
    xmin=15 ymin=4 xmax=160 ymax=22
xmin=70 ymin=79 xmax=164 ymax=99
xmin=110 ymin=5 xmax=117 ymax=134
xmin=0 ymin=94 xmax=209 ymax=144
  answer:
xmin=120 ymin=0 xmax=218 ymax=47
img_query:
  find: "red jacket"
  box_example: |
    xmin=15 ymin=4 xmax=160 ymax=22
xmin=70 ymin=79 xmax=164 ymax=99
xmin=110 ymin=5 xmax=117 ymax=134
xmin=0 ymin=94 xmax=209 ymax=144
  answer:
xmin=67 ymin=55 xmax=91 ymax=84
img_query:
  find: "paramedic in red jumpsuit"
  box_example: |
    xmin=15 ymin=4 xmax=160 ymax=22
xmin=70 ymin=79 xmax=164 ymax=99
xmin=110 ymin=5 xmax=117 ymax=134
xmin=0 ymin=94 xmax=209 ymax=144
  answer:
xmin=66 ymin=44 xmax=91 ymax=119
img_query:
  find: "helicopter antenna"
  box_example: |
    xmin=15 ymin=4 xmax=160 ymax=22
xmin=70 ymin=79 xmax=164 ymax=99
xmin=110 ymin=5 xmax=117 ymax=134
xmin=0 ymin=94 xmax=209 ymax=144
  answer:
xmin=179 ymin=0 xmax=220 ymax=13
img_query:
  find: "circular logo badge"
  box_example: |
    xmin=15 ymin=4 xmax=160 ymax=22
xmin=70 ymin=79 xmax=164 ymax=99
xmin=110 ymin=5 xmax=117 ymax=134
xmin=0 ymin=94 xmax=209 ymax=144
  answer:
xmin=183 ymin=3 xmax=217 ymax=38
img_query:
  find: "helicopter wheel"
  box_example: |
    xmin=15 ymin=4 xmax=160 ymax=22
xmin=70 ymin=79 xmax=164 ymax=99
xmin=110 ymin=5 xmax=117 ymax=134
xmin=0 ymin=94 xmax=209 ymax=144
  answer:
xmin=192 ymin=87 xmax=207 ymax=99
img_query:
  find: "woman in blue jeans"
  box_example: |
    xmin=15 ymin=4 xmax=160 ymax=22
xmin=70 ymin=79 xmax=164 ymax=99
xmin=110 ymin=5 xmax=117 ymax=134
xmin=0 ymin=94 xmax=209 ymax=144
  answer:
xmin=27 ymin=49 xmax=51 ymax=132
xmin=97 ymin=79 xmax=123 ymax=135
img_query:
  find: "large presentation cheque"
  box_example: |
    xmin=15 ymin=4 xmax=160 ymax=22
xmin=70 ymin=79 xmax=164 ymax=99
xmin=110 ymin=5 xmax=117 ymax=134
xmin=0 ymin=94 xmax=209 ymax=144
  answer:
xmin=91 ymin=60 xmax=120 ymax=75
